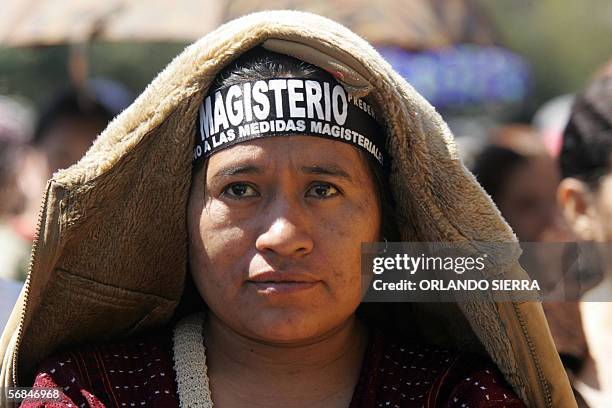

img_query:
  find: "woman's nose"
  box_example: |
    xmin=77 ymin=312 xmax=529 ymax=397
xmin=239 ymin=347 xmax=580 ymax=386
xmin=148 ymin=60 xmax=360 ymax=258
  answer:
xmin=255 ymin=202 xmax=314 ymax=257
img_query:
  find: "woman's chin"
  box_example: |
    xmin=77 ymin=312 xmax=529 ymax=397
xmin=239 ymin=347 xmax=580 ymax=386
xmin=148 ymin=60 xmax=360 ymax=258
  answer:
xmin=240 ymin=312 xmax=339 ymax=344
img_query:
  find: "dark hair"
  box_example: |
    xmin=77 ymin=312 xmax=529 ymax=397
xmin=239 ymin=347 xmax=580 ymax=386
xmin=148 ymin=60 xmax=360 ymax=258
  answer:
xmin=559 ymin=76 xmax=612 ymax=188
xmin=34 ymin=79 xmax=133 ymax=145
xmin=471 ymin=145 xmax=528 ymax=201
xmin=195 ymin=46 xmax=400 ymax=241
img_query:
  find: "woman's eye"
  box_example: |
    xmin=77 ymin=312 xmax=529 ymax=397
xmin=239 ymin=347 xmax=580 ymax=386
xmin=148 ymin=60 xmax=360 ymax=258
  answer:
xmin=306 ymin=183 xmax=340 ymax=199
xmin=222 ymin=183 xmax=259 ymax=199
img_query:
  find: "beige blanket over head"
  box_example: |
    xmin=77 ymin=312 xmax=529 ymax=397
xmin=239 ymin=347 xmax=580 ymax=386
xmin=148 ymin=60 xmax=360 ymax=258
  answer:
xmin=0 ymin=10 xmax=575 ymax=407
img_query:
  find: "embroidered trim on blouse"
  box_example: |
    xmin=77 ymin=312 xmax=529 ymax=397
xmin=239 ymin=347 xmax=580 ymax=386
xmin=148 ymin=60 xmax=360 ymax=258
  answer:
xmin=172 ymin=312 xmax=214 ymax=407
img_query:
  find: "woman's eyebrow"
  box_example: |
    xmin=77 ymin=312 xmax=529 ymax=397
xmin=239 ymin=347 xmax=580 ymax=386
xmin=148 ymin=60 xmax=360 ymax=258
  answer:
xmin=212 ymin=165 xmax=263 ymax=179
xmin=301 ymin=165 xmax=354 ymax=184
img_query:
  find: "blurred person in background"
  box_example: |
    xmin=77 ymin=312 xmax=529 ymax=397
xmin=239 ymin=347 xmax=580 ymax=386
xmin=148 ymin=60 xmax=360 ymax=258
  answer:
xmin=0 ymin=95 xmax=33 ymax=330
xmin=0 ymin=96 xmax=32 ymax=218
xmin=472 ymin=125 xmax=562 ymax=243
xmin=557 ymin=72 xmax=612 ymax=408
xmin=472 ymin=124 xmax=592 ymax=406
xmin=33 ymin=79 xmax=132 ymax=178
xmin=0 ymin=79 xmax=133 ymax=281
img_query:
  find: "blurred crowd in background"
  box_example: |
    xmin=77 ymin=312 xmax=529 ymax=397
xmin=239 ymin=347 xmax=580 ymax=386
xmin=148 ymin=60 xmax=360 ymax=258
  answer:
xmin=0 ymin=0 xmax=611 ymax=406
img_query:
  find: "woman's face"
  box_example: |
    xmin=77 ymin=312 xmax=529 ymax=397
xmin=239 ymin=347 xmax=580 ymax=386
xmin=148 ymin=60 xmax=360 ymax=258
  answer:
xmin=497 ymin=155 xmax=561 ymax=242
xmin=188 ymin=136 xmax=381 ymax=343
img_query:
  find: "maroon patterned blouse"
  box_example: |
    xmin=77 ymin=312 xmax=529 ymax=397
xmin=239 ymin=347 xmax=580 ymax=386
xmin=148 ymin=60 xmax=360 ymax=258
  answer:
xmin=22 ymin=327 xmax=525 ymax=407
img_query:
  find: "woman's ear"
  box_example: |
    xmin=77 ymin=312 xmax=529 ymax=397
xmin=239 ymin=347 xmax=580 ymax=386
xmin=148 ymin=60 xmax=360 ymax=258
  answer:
xmin=557 ymin=178 xmax=598 ymax=240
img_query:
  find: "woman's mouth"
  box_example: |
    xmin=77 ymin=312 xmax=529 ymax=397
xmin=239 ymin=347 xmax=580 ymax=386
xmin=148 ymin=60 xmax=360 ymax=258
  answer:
xmin=248 ymin=281 xmax=319 ymax=294
xmin=247 ymin=271 xmax=321 ymax=294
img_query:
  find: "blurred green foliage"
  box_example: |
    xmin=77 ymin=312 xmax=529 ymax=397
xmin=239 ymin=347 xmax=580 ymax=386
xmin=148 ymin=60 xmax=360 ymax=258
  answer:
xmin=0 ymin=0 xmax=610 ymax=118
xmin=0 ymin=42 xmax=187 ymax=109
xmin=481 ymin=0 xmax=612 ymax=103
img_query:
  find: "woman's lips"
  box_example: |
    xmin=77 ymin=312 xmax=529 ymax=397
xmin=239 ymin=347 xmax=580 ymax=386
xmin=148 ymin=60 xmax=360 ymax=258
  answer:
xmin=247 ymin=271 xmax=321 ymax=294
xmin=248 ymin=281 xmax=319 ymax=294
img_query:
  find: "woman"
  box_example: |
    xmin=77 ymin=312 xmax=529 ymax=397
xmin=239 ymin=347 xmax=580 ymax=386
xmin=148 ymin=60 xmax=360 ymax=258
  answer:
xmin=0 ymin=11 xmax=574 ymax=407
xmin=557 ymin=72 xmax=612 ymax=408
